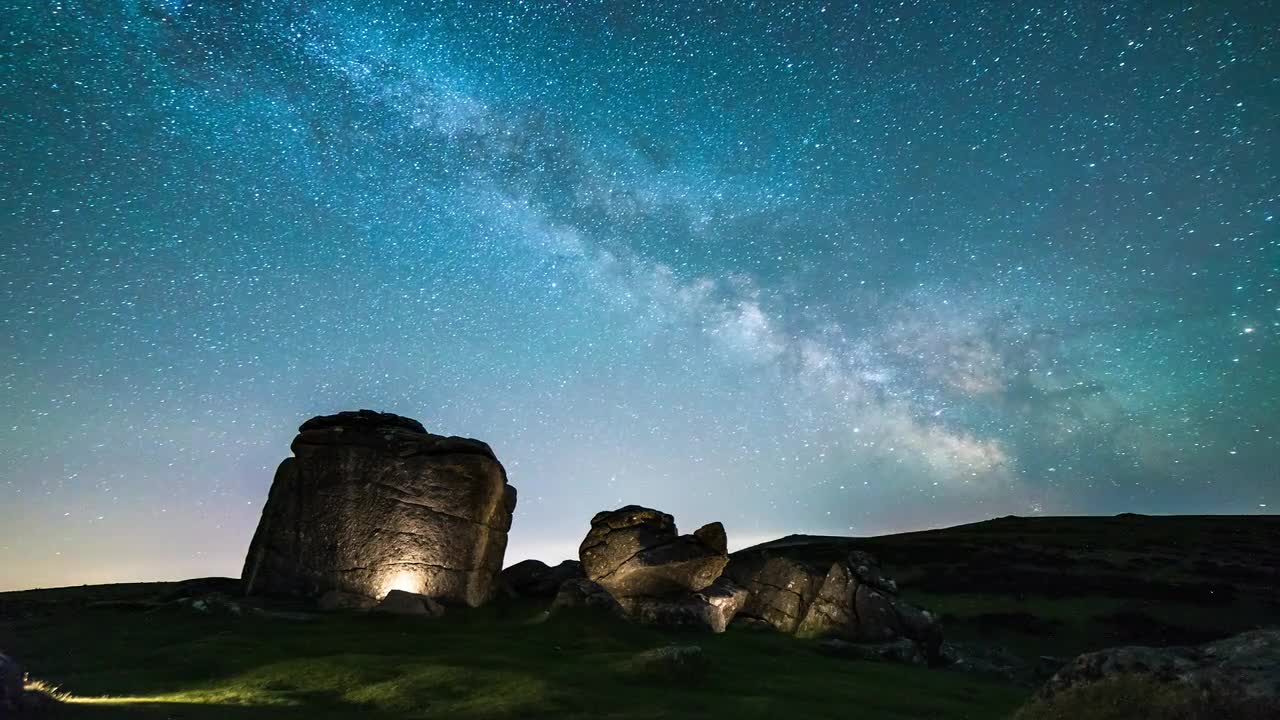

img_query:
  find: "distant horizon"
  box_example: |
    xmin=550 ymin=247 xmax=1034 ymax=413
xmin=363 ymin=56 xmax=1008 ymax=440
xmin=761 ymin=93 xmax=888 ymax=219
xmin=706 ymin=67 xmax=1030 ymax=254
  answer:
xmin=6 ymin=507 xmax=1277 ymax=594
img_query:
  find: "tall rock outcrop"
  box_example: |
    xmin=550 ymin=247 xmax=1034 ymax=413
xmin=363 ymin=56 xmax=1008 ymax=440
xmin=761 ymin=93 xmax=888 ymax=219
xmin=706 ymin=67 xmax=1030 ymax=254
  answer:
xmin=242 ymin=410 xmax=517 ymax=607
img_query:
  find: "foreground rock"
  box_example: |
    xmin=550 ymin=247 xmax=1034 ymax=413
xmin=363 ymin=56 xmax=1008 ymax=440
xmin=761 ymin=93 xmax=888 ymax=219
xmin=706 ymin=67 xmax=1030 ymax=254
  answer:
xmin=1037 ymin=628 xmax=1280 ymax=709
xmin=317 ymin=590 xmax=378 ymax=612
xmin=726 ymin=549 xmax=942 ymax=662
xmin=501 ymin=559 xmax=584 ymax=598
xmin=175 ymin=593 xmax=244 ymax=616
xmin=580 ymin=506 xmax=728 ymax=598
xmin=818 ymin=638 xmax=924 ymax=665
xmin=374 ymin=590 xmax=445 ymax=617
xmin=617 ymin=577 xmax=752 ymax=633
xmin=623 ymin=645 xmax=710 ymax=682
xmin=576 ymin=506 xmax=741 ymax=631
xmin=0 ymin=653 xmax=21 ymax=713
xmin=548 ymin=578 xmax=626 ymax=617
xmin=242 ymin=410 xmax=517 ymax=607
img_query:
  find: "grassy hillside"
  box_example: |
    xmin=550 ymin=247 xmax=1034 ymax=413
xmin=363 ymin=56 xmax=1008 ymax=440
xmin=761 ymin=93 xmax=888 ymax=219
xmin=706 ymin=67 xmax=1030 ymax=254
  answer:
xmin=1 ymin=593 xmax=1021 ymax=719
xmin=3 ymin=513 xmax=1276 ymax=719
xmin=746 ymin=514 xmax=1280 ymax=658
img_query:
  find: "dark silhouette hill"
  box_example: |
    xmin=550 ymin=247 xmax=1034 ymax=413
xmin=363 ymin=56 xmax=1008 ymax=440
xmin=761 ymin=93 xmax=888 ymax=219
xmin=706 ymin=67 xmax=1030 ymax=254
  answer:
xmin=737 ymin=514 xmax=1280 ymax=656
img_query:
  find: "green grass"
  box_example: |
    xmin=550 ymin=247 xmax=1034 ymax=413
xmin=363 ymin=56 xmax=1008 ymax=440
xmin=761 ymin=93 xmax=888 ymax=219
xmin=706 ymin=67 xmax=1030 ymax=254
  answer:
xmin=8 ymin=514 xmax=1276 ymax=718
xmin=754 ymin=515 xmax=1280 ymax=660
xmin=5 ymin=601 xmax=1027 ymax=719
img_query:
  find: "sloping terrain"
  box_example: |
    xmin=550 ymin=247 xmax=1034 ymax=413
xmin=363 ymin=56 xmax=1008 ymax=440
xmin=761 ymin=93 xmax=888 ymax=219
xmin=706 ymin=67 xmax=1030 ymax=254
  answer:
xmin=0 ymin=590 xmax=1020 ymax=719
xmin=3 ymin=513 xmax=1276 ymax=718
xmin=742 ymin=514 xmax=1280 ymax=658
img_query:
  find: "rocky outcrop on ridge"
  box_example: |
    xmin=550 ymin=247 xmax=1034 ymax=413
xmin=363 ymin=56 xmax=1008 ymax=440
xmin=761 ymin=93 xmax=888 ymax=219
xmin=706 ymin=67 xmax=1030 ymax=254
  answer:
xmin=580 ymin=506 xmax=728 ymax=599
xmin=573 ymin=505 xmax=739 ymax=632
xmin=726 ymin=548 xmax=943 ymax=662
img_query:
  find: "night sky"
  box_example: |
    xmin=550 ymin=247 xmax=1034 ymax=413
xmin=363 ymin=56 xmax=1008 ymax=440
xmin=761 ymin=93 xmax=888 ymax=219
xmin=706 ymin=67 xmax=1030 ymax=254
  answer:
xmin=2 ymin=1 xmax=1277 ymax=591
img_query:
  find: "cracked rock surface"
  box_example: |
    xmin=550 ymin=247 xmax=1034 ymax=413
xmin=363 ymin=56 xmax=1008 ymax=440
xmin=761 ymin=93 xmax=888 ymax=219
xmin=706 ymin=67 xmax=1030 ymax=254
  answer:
xmin=242 ymin=410 xmax=517 ymax=607
xmin=575 ymin=505 xmax=741 ymax=632
xmin=579 ymin=505 xmax=728 ymax=598
xmin=726 ymin=549 xmax=942 ymax=662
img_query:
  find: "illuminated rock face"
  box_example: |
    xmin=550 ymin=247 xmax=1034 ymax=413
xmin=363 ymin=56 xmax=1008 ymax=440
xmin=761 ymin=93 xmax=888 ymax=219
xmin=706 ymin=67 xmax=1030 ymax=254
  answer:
xmin=580 ymin=506 xmax=729 ymax=598
xmin=576 ymin=505 xmax=737 ymax=632
xmin=725 ymin=549 xmax=943 ymax=663
xmin=242 ymin=410 xmax=517 ymax=607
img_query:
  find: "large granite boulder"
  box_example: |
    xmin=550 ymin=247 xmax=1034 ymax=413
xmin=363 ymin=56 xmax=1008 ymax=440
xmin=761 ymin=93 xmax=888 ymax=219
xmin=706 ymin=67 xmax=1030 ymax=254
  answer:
xmin=242 ymin=410 xmax=517 ymax=607
xmin=1036 ymin=628 xmax=1280 ymax=709
xmin=580 ymin=506 xmax=728 ymax=598
xmin=501 ymin=559 xmax=584 ymax=598
xmin=726 ymin=549 xmax=942 ymax=662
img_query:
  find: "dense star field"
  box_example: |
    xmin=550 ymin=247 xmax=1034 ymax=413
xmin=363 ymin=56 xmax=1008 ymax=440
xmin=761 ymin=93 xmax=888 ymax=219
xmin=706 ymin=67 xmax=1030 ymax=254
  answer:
xmin=1 ymin=1 xmax=1276 ymax=591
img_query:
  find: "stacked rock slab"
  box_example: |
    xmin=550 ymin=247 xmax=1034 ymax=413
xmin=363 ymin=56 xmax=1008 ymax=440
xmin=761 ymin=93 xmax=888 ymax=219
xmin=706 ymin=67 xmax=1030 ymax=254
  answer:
xmin=726 ymin=549 xmax=942 ymax=662
xmin=575 ymin=505 xmax=739 ymax=631
xmin=580 ymin=506 xmax=729 ymax=597
xmin=242 ymin=410 xmax=517 ymax=607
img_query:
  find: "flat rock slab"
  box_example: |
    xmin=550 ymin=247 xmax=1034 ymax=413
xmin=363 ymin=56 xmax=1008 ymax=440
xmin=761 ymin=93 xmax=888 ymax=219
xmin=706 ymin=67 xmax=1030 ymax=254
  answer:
xmin=374 ymin=590 xmax=445 ymax=617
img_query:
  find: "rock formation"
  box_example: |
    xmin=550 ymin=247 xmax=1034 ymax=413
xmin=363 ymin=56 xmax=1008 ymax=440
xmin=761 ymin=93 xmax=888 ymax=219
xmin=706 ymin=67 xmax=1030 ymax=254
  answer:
xmin=0 ymin=653 xmax=21 ymax=713
xmin=549 ymin=578 xmax=626 ymax=617
xmin=580 ymin=506 xmax=728 ymax=598
xmin=242 ymin=410 xmax=517 ymax=607
xmin=565 ymin=504 xmax=939 ymax=645
xmin=726 ymin=549 xmax=942 ymax=662
xmin=574 ymin=505 xmax=740 ymax=632
xmin=618 ymin=576 xmax=751 ymax=633
xmin=1037 ymin=628 xmax=1280 ymax=709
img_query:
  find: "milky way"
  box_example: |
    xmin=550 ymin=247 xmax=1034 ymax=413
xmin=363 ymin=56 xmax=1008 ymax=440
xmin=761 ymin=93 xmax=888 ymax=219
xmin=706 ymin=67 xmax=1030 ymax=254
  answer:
xmin=2 ymin=1 xmax=1277 ymax=590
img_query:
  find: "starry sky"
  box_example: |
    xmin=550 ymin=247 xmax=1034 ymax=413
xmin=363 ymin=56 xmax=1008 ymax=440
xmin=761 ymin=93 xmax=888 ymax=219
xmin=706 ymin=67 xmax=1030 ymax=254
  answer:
xmin=2 ymin=1 xmax=1277 ymax=591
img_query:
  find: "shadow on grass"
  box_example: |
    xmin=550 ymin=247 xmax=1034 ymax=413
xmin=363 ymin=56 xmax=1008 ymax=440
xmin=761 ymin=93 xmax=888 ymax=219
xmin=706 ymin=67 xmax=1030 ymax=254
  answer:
xmin=8 ymin=603 xmax=1030 ymax=720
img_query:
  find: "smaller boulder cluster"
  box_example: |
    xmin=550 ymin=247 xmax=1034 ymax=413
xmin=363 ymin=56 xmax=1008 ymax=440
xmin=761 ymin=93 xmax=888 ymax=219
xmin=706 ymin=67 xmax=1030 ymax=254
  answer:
xmin=505 ymin=504 xmax=941 ymax=659
xmin=569 ymin=506 xmax=748 ymax=633
xmin=727 ymin=549 xmax=943 ymax=662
